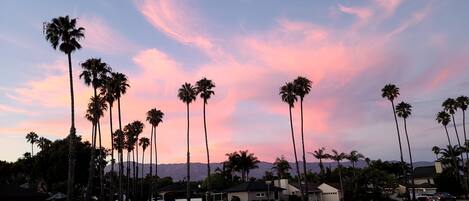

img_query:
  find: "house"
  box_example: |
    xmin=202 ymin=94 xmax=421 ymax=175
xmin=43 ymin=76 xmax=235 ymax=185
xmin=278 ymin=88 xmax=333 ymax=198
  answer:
xmin=158 ymin=183 xmax=194 ymax=201
xmin=272 ymin=179 xmax=340 ymax=201
xmin=223 ymin=181 xmax=284 ymax=201
xmin=396 ymin=165 xmax=438 ymax=195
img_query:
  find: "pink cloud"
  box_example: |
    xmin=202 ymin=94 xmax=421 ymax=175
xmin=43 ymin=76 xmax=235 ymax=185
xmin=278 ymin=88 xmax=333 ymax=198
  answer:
xmin=338 ymin=4 xmax=373 ymax=24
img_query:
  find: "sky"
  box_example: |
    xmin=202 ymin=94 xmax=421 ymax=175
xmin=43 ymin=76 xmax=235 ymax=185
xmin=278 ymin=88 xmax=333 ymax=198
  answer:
xmin=1 ymin=0 xmax=469 ymax=164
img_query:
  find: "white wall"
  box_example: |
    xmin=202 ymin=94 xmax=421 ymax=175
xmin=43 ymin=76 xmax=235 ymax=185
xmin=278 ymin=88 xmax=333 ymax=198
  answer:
xmin=318 ymin=184 xmax=340 ymax=201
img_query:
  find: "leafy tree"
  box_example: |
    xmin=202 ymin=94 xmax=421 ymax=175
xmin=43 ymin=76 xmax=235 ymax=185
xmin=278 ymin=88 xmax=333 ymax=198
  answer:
xmin=44 ymin=16 xmax=85 ymax=201
xmin=178 ymin=82 xmax=197 ymax=201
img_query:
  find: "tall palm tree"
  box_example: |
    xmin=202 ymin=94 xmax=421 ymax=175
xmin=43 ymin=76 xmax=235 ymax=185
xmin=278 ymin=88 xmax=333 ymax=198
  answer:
xmin=457 ymin=96 xmax=469 ymax=160
xmin=279 ymin=82 xmax=304 ymax=201
xmin=195 ymin=77 xmax=215 ymax=199
xmin=178 ymin=83 xmax=197 ymax=201
xmin=37 ymin=137 xmax=52 ymax=151
xmin=310 ymin=147 xmax=327 ymax=174
xmin=124 ymin=121 xmax=143 ymax=199
xmin=80 ymin=58 xmax=111 ymax=200
xmin=101 ymin=74 xmax=118 ymax=201
xmin=346 ymin=150 xmax=364 ymax=170
xmin=329 ymin=150 xmax=346 ymax=201
xmin=85 ymin=95 xmax=107 ymax=201
xmin=381 ymin=84 xmax=404 ymax=165
xmin=113 ymin=129 xmax=125 ymax=201
xmin=146 ymin=108 xmax=164 ymax=200
xmin=139 ymin=137 xmax=150 ymax=196
xmin=443 ymin=98 xmax=462 ymax=149
xmin=395 ymin=101 xmax=416 ymax=200
xmin=25 ymin=132 xmax=39 ymax=155
xmin=238 ymin=150 xmax=260 ymax=181
xmin=113 ymin=72 xmax=129 ymax=131
xmin=272 ymin=156 xmax=291 ymax=179
xmin=436 ymin=111 xmax=460 ymax=182
xmin=45 ymin=16 xmax=84 ymax=201
xmin=293 ymin=76 xmax=312 ymax=194
xmin=432 ymin=146 xmax=440 ymax=161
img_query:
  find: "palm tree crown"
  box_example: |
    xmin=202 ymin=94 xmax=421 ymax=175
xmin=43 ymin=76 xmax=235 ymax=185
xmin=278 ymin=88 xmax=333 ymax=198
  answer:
xmin=85 ymin=96 xmax=108 ymax=124
xmin=436 ymin=111 xmax=451 ymax=126
xmin=457 ymin=96 xmax=469 ymax=111
xmin=178 ymin=83 xmax=197 ymax=104
xmin=79 ymin=58 xmax=111 ymax=90
xmin=195 ymin=78 xmax=215 ymax=104
xmin=26 ymin=131 xmax=39 ymax=145
xmin=395 ymin=102 xmax=412 ymax=119
xmin=146 ymin=109 xmax=164 ymax=127
xmin=112 ymin=72 xmax=130 ymax=99
xmin=113 ymin=129 xmax=126 ymax=151
xmin=346 ymin=150 xmax=364 ymax=164
xmin=442 ymin=98 xmax=458 ymax=114
xmin=139 ymin=137 xmax=150 ymax=151
xmin=293 ymin=76 xmax=312 ymax=100
xmin=381 ymin=84 xmax=400 ymax=102
xmin=279 ymin=82 xmax=297 ymax=107
xmin=45 ymin=15 xmax=85 ymax=54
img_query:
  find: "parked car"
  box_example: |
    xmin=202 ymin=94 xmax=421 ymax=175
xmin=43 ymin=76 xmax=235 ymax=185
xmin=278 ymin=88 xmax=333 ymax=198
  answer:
xmin=434 ymin=192 xmax=456 ymax=201
xmin=416 ymin=193 xmax=437 ymax=201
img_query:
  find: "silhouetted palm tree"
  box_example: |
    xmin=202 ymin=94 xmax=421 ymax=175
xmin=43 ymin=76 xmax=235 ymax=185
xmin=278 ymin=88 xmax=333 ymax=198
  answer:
xmin=436 ymin=111 xmax=460 ymax=181
xmin=25 ymin=132 xmax=39 ymax=155
xmin=85 ymin=95 xmax=107 ymax=201
xmin=113 ymin=129 xmax=125 ymax=201
xmin=329 ymin=150 xmax=345 ymax=201
xmin=381 ymin=84 xmax=404 ymax=165
xmin=346 ymin=150 xmax=364 ymax=170
xmin=432 ymin=146 xmax=440 ymax=161
xmin=178 ymin=83 xmax=197 ymax=201
xmin=272 ymin=156 xmax=291 ymax=179
xmin=146 ymin=108 xmax=164 ymax=200
xmin=139 ymin=137 xmax=150 ymax=196
xmin=310 ymin=147 xmax=327 ymax=175
xmin=37 ymin=137 xmax=52 ymax=151
xmin=100 ymin=74 xmax=118 ymax=201
xmin=280 ymin=82 xmax=304 ymax=200
xmin=443 ymin=98 xmax=462 ymax=149
xmin=395 ymin=101 xmax=416 ymax=200
xmin=45 ymin=16 xmax=84 ymax=201
xmin=238 ymin=150 xmax=260 ymax=181
xmin=124 ymin=121 xmax=143 ymax=199
xmin=457 ymin=96 xmax=469 ymax=159
xmin=293 ymin=76 xmax=312 ymax=193
xmin=80 ymin=58 xmax=111 ymax=200
xmin=113 ymin=72 xmax=129 ymax=131
xmin=195 ymin=77 xmax=215 ymax=199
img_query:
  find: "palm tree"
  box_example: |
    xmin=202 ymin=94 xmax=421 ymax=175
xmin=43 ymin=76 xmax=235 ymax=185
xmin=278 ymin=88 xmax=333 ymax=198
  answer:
xmin=113 ymin=129 xmax=125 ymax=201
xmin=178 ymin=83 xmax=197 ymax=201
xmin=85 ymin=95 xmax=107 ymax=201
xmin=272 ymin=156 xmax=291 ymax=179
xmin=346 ymin=150 xmax=364 ymax=170
xmin=100 ymin=74 xmax=118 ymax=201
xmin=44 ymin=16 xmax=84 ymax=201
xmin=238 ymin=150 xmax=260 ymax=181
xmin=395 ymin=101 xmax=416 ymax=200
xmin=279 ymin=82 xmax=304 ymax=201
xmin=443 ymin=98 xmax=462 ymax=149
xmin=80 ymin=58 xmax=111 ymax=200
xmin=113 ymin=72 xmax=129 ymax=131
xmin=293 ymin=76 xmax=312 ymax=194
xmin=310 ymin=147 xmax=327 ymax=174
xmin=25 ymin=132 xmax=39 ymax=155
xmin=436 ymin=111 xmax=461 ymax=182
xmin=457 ymin=96 xmax=469 ymax=160
xmin=195 ymin=78 xmax=215 ymax=199
xmin=124 ymin=121 xmax=143 ymax=199
xmin=329 ymin=149 xmax=346 ymax=201
xmin=139 ymin=137 xmax=150 ymax=196
xmin=146 ymin=108 xmax=164 ymax=199
xmin=37 ymin=137 xmax=52 ymax=151
xmin=381 ymin=84 xmax=405 ymax=165
xmin=224 ymin=152 xmax=241 ymax=181
xmin=432 ymin=146 xmax=440 ymax=161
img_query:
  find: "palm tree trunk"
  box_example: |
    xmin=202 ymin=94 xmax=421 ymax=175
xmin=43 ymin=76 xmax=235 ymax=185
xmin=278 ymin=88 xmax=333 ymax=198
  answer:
xmin=404 ymin=118 xmax=416 ymax=201
xmin=289 ymin=106 xmax=304 ymax=201
xmin=390 ymin=101 xmax=407 ymax=199
xmin=300 ymin=99 xmax=309 ymax=200
xmin=149 ymin=126 xmax=154 ymax=200
xmin=86 ymin=123 xmax=98 ymax=201
xmin=136 ymin=142 xmax=139 ymax=199
xmin=66 ymin=52 xmax=76 ymax=201
xmin=98 ymin=121 xmax=104 ymax=200
xmin=117 ymin=97 xmax=123 ymax=201
xmin=31 ymin=143 xmax=34 ymax=156
xmin=186 ymin=103 xmax=191 ymax=201
xmin=109 ymin=105 xmax=114 ymax=201
xmin=445 ymin=126 xmax=453 ymax=147
xmin=445 ymin=126 xmax=460 ymax=186
xmin=463 ymin=110 xmax=469 ymax=198
xmin=203 ymin=102 xmax=211 ymax=201
xmin=155 ymin=126 xmax=159 ymax=198
xmin=132 ymin=149 xmax=136 ymax=199
xmin=127 ymin=151 xmax=130 ymax=200
xmin=337 ymin=162 xmax=343 ymax=201
xmin=451 ymin=114 xmax=466 ymax=189
xmin=141 ymin=148 xmax=145 ymax=197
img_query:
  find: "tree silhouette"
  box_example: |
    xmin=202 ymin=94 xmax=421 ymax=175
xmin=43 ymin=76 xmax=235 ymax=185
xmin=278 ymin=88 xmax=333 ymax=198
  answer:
xmin=25 ymin=132 xmax=39 ymax=155
xmin=178 ymin=83 xmax=197 ymax=201
xmin=146 ymin=108 xmax=164 ymax=200
xmin=45 ymin=16 xmax=84 ymax=201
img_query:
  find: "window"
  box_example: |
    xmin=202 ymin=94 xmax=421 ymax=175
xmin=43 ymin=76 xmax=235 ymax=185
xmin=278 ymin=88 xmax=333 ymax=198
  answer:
xmin=256 ymin=192 xmax=266 ymax=197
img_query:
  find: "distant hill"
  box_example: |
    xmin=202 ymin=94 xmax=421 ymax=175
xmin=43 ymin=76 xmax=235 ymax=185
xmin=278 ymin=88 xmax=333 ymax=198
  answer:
xmin=105 ymin=160 xmax=434 ymax=182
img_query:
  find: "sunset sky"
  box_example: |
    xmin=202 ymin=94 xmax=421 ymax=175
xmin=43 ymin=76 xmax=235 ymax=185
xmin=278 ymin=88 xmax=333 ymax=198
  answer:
xmin=1 ymin=0 xmax=468 ymax=164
